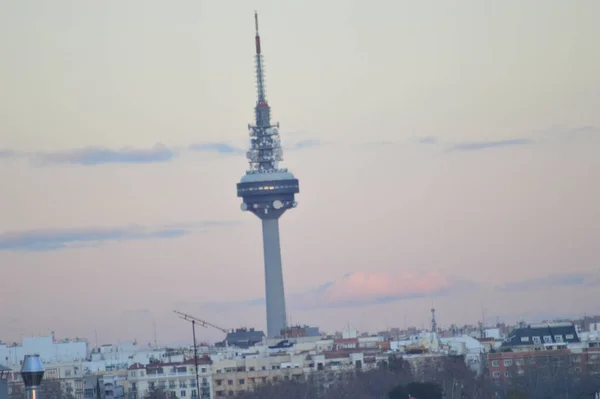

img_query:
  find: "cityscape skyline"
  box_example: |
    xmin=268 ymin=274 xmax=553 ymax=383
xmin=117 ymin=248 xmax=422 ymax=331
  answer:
xmin=1 ymin=0 xmax=600 ymax=346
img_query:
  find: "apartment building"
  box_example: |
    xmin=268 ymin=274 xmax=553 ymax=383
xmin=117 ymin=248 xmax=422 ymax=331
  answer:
xmin=211 ymin=354 xmax=304 ymax=397
xmin=487 ymin=322 xmax=600 ymax=383
xmin=127 ymin=357 xmax=212 ymax=399
xmin=487 ymin=348 xmax=600 ymax=382
xmin=83 ymin=374 xmax=126 ymax=399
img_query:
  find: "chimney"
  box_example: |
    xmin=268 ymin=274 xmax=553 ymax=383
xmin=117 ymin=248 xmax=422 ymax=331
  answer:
xmin=20 ymin=355 xmax=44 ymax=399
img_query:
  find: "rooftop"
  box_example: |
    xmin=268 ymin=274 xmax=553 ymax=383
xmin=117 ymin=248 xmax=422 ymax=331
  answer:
xmin=503 ymin=323 xmax=579 ymax=347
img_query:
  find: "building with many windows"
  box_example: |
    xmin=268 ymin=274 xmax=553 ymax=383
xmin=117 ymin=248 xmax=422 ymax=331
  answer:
xmin=127 ymin=357 xmax=212 ymax=399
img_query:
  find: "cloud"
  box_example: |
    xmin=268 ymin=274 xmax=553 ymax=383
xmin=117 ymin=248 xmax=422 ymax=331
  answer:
xmin=188 ymin=143 xmax=244 ymax=155
xmin=362 ymin=140 xmax=396 ymax=147
xmin=495 ymin=272 xmax=600 ymax=293
xmin=449 ymin=139 xmax=534 ymax=152
xmin=188 ymin=139 xmax=323 ymax=155
xmin=290 ymin=270 xmax=475 ymax=309
xmin=190 ymin=270 xmax=476 ymax=312
xmin=417 ymin=136 xmax=437 ymax=144
xmin=0 ymin=150 xmax=18 ymax=158
xmin=0 ymin=221 xmax=238 ymax=252
xmin=33 ymin=143 xmax=176 ymax=166
xmin=290 ymin=139 xmax=322 ymax=150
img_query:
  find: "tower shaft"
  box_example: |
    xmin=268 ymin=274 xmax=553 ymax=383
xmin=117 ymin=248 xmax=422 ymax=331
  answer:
xmin=261 ymin=218 xmax=287 ymax=337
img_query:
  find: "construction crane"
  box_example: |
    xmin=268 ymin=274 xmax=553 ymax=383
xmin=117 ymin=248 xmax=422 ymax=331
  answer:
xmin=174 ymin=310 xmax=229 ymax=334
xmin=173 ymin=310 xmax=228 ymax=399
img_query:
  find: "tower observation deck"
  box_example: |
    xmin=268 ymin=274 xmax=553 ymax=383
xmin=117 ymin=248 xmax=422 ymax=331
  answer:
xmin=236 ymin=12 xmax=300 ymax=338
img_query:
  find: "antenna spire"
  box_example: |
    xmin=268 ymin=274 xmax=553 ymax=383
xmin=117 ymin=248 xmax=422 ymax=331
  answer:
xmin=254 ymin=11 xmax=266 ymax=106
xmin=254 ymin=10 xmax=260 ymax=36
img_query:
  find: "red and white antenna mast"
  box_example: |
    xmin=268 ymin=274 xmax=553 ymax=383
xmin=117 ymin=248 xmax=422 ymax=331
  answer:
xmin=254 ymin=11 xmax=267 ymax=107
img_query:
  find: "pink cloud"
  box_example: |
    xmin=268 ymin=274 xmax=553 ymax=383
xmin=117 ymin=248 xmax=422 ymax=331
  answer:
xmin=290 ymin=270 xmax=463 ymax=309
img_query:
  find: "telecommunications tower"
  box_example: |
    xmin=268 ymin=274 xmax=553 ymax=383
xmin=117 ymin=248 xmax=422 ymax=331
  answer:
xmin=236 ymin=12 xmax=300 ymax=338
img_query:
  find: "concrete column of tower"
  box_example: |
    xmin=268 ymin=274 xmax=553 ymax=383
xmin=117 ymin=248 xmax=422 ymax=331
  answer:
xmin=261 ymin=218 xmax=287 ymax=337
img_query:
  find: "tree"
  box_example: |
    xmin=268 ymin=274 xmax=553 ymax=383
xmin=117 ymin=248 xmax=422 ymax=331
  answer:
xmin=506 ymin=389 xmax=529 ymax=399
xmin=389 ymin=382 xmax=443 ymax=399
xmin=501 ymin=351 xmax=600 ymax=399
xmin=39 ymin=379 xmax=76 ymax=399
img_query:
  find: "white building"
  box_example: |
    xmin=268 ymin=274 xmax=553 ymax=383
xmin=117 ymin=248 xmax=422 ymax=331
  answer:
xmin=90 ymin=342 xmax=173 ymax=370
xmin=0 ymin=335 xmax=88 ymax=368
xmin=127 ymin=357 xmax=212 ymax=399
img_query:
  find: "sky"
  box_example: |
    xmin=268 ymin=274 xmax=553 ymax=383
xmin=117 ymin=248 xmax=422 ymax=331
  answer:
xmin=1 ymin=0 xmax=599 ymax=347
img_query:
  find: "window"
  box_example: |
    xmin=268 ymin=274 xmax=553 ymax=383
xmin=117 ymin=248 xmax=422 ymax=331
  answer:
xmin=520 ymin=337 xmax=530 ymax=342
xmin=504 ymin=371 xmax=510 ymax=377
xmin=516 ymin=359 xmax=524 ymax=365
xmin=532 ymin=336 xmax=542 ymax=344
xmin=216 ymin=380 xmax=222 ymax=386
xmin=566 ymin=334 xmax=574 ymax=340
xmin=181 ymin=391 xmax=186 ymax=397
xmin=493 ymin=372 xmax=500 ymax=378
xmin=491 ymin=360 xmax=499 ymax=367
xmin=228 ymin=391 xmax=234 ymax=397
xmin=191 ymin=390 xmax=197 ymax=398
xmin=503 ymin=359 xmax=513 ymax=367
xmin=543 ymin=336 xmax=552 ymax=343
xmin=554 ymin=335 xmax=563 ymax=343
xmin=238 ymin=379 xmax=245 ymax=385
xmin=227 ymin=380 xmax=233 ymax=386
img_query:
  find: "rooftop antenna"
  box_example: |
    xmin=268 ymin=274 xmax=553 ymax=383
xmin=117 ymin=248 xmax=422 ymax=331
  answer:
xmin=153 ymin=320 xmax=158 ymax=349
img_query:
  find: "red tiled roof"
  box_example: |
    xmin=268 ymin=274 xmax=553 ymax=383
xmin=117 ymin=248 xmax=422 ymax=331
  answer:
xmin=127 ymin=363 xmax=145 ymax=370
